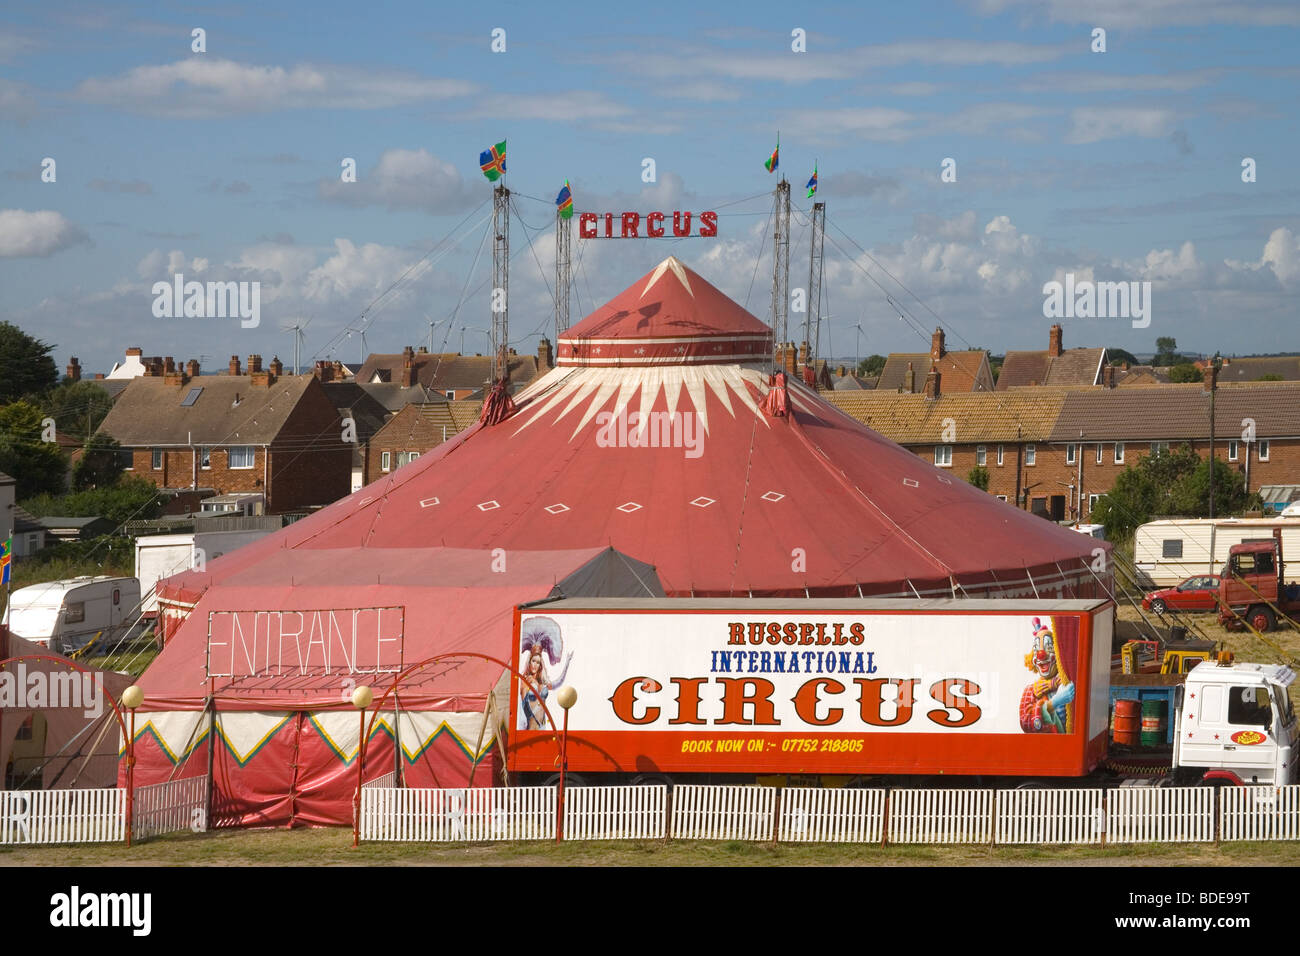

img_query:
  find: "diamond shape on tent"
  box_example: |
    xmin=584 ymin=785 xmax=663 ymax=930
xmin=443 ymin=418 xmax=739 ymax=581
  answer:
xmin=903 ymin=478 xmax=920 ymax=488
xmin=616 ymin=501 xmax=643 ymax=513
xmin=477 ymin=500 xmax=501 ymax=511
xmin=690 ymin=496 xmax=715 ymax=508
xmin=937 ymin=475 xmax=952 ymax=485
xmin=760 ymin=491 xmax=785 ymax=502
xmin=359 ymin=496 xmax=374 ymax=506
xmin=419 ymin=496 xmax=441 ymax=508
xmin=544 ymin=503 xmax=570 ymax=514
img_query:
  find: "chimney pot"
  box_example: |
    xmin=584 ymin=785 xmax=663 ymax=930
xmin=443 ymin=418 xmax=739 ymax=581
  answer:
xmin=186 ymin=358 xmax=200 ymax=378
xmin=1103 ymin=364 xmax=1116 ymax=388
xmin=538 ymin=337 xmax=554 ymax=370
xmin=903 ymin=361 xmax=915 ymax=393
xmin=126 ymin=347 xmax=143 ymax=358
xmin=247 ymin=354 xmax=262 ymax=373
xmin=270 ymin=356 xmax=283 ymax=377
xmin=923 ymin=364 xmax=941 ymax=399
xmin=66 ymin=357 xmax=81 ymax=382
xmin=1048 ymin=323 xmax=1064 ymax=358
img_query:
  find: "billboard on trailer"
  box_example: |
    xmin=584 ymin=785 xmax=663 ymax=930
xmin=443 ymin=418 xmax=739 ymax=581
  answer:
xmin=508 ymin=599 xmax=1112 ymax=778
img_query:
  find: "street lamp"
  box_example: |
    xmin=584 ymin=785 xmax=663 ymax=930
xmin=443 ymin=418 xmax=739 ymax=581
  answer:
xmin=351 ymin=684 xmax=373 ymax=848
xmin=555 ymin=685 xmax=577 ymax=843
xmin=121 ymin=684 xmax=143 ymax=847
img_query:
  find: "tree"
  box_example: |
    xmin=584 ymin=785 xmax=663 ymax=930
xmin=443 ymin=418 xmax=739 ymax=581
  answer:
xmin=1154 ymin=337 xmax=1181 ymax=366
xmin=1108 ymin=348 xmax=1140 ymax=367
xmin=858 ymin=354 xmax=886 ymax=378
xmin=42 ymin=380 xmax=115 ymax=443
xmin=0 ymin=322 xmax=59 ymax=402
xmin=0 ymin=400 xmax=67 ymax=498
xmin=1092 ymin=443 xmax=1255 ymax=538
xmin=71 ymin=433 xmax=125 ymax=490
xmin=1256 ymin=373 xmax=1284 ymax=382
xmin=22 ymin=475 xmax=169 ymax=526
xmin=966 ymin=465 xmax=990 ymax=491
xmin=1168 ymin=363 xmax=1202 ymax=383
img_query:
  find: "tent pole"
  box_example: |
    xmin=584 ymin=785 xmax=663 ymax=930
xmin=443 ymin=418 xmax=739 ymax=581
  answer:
xmin=205 ymin=691 xmax=217 ymax=828
xmin=393 ymin=693 xmax=402 ymax=786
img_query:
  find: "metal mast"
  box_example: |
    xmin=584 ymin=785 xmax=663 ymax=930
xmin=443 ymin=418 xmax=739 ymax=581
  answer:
xmin=769 ymin=178 xmax=791 ymax=367
xmin=806 ymin=200 xmax=826 ymax=375
xmin=491 ymin=183 xmax=510 ymax=382
xmin=555 ymin=207 xmax=571 ymax=337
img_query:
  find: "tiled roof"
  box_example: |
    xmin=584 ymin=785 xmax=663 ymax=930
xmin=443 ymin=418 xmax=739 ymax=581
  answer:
xmin=356 ymin=352 xmax=543 ymax=391
xmin=370 ymin=401 xmax=484 ymax=449
xmin=1049 ymin=382 xmax=1300 ymax=441
xmin=875 ymin=350 xmax=992 ymax=393
xmin=98 ymin=374 xmax=318 ymax=446
xmin=824 ymin=388 xmax=1071 ymax=444
xmin=1217 ymin=356 xmax=1300 ymax=383
xmin=997 ymin=348 xmax=1104 ymax=390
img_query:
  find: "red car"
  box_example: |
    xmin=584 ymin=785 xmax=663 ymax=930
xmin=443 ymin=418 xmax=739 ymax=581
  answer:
xmin=1142 ymin=575 xmax=1221 ymax=615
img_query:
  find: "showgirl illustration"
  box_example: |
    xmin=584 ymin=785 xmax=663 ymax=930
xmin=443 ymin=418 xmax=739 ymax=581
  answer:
xmin=517 ymin=616 xmax=574 ymax=731
xmin=1019 ymin=616 xmax=1075 ymax=734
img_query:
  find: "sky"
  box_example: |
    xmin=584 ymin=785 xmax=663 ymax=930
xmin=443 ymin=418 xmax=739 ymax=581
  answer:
xmin=1 ymin=0 xmax=1298 ymax=375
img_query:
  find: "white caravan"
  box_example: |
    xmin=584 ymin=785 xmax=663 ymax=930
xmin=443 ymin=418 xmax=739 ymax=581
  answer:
xmin=1133 ymin=517 xmax=1300 ymax=587
xmin=2 ymin=576 xmax=141 ymax=655
xmin=135 ymin=528 xmax=274 ymax=617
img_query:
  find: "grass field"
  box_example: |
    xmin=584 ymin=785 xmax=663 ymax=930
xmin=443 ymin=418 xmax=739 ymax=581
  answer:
xmin=2 ymin=825 xmax=1300 ymax=867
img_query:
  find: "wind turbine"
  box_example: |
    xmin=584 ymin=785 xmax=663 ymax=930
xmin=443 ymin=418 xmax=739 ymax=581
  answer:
xmin=345 ymin=326 xmax=369 ymax=365
xmin=281 ymin=317 xmax=313 ymax=375
xmin=425 ymin=314 xmax=449 ymax=353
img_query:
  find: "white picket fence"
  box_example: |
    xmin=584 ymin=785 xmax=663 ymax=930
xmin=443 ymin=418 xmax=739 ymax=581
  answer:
xmin=360 ymin=786 xmax=556 ymax=842
xmin=133 ymin=776 xmax=208 ymax=839
xmin=362 ymin=771 xmax=398 ymax=791
xmin=1221 ymin=785 xmax=1300 ymax=841
xmin=0 ymin=788 xmax=124 ymax=845
xmin=671 ymin=784 xmax=777 ymax=842
xmin=778 ymin=787 xmax=886 ymax=843
xmin=996 ymin=788 xmax=1103 ymax=845
xmin=890 ymin=788 xmax=993 ymax=844
xmin=1107 ymin=785 xmax=1215 ymax=843
xmin=565 ymin=784 xmax=666 ymax=840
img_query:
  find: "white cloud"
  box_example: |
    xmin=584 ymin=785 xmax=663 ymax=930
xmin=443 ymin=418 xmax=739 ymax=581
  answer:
xmin=972 ymin=0 xmax=1300 ymax=28
xmin=0 ymin=209 xmax=89 ymax=257
xmin=1226 ymin=228 xmax=1300 ymax=287
xmin=317 ymin=149 xmax=480 ymax=215
xmin=1066 ymin=107 xmax=1176 ymax=144
xmin=72 ymin=58 xmax=476 ymax=118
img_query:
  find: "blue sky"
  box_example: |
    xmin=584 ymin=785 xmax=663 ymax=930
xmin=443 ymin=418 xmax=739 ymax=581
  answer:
xmin=1 ymin=0 xmax=1298 ymax=374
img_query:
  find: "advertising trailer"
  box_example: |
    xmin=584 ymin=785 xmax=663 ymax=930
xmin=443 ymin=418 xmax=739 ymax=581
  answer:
xmin=508 ymin=597 xmax=1114 ymax=780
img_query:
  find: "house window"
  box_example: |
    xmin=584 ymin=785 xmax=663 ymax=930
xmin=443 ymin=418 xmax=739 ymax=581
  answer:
xmin=1025 ymin=444 xmax=1036 ymax=466
xmin=1095 ymin=444 xmax=1103 ymax=465
xmin=446 ymin=390 xmax=456 ymax=400
xmin=381 ymin=451 xmax=391 ymax=472
xmin=1162 ymin=539 xmax=1184 ymax=559
xmin=1066 ymin=443 xmax=1077 ymax=465
xmin=1115 ymin=442 xmax=1125 ymax=464
xmin=65 ymin=602 xmax=85 ymax=624
xmin=409 ymin=452 xmax=420 ymax=461
xmin=996 ymin=494 xmax=1008 ymax=502
xmin=1228 ymin=440 xmax=1239 ymax=461
xmin=1260 ymin=440 xmax=1270 ymax=462
xmin=1150 ymin=441 xmax=1169 ymax=457
xmin=120 ymin=449 xmax=134 ymax=471
xmin=996 ymin=445 xmax=1004 ymax=466
xmin=152 ymin=448 xmax=163 ymax=470
xmin=976 ymin=445 xmax=987 ymax=466
xmin=934 ymin=445 xmax=953 ymax=467
xmin=1089 ymin=493 xmax=1102 ymax=512
xmin=228 ymin=446 xmax=255 ymax=469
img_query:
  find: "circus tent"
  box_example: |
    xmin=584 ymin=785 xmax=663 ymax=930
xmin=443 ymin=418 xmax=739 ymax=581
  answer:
xmin=138 ymin=255 xmax=1109 ymax=825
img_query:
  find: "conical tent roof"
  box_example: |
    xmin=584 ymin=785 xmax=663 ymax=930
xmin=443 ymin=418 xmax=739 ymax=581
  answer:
xmin=158 ymin=256 xmax=1107 ymax=606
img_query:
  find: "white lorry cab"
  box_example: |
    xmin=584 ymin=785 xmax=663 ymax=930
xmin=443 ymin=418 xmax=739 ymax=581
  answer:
xmin=2 ymin=576 xmax=141 ymax=655
xmin=1174 ymin=659 xmax=1297 ymax=786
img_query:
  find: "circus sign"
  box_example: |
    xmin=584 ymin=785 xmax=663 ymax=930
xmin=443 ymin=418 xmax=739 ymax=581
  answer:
xmin=205 ymin=607 xmax=405 ymax=680
xmin=578 ymin=211 xmax=717 ymax=239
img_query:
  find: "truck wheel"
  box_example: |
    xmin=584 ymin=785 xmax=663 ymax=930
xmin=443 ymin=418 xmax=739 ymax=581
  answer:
xmin=541 ymin=772 xmax=590 ymax=788
xmin=1248 ymin=606 xmax=1276 ymax=633
xmin=1150 ymin=599 xmax=1167 ymax=615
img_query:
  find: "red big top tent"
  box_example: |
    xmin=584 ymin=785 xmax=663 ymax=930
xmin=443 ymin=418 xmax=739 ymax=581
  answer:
xmin=138 ymin=256 xmax=1109 ymax=826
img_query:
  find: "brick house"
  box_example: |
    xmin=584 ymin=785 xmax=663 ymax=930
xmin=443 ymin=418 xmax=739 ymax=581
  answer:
xmin=876 ymin=328 xmax=994 ymax=393
xmin=97 ymin=355 xmax=350 ymax=513
xmin=996 ymin=323 xmax=1107 ymax=390
xmin=354 ymin=339 xmax=554 ymax=400
xmin=826 ymin=372 xmax=1300 ymax=522
xmin=365 ymin=401 xmax=483 ymax=482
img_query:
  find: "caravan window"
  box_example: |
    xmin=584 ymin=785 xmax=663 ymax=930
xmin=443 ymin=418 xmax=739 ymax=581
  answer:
xmin=1162 ymin=539 xmax=1184 ymax=559
xmin=65 ymin=601 xmax=85 ymax=624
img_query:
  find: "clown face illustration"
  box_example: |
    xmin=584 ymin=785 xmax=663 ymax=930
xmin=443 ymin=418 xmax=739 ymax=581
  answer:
xmin=1019 ymin=617 xmax=1075 ymax=734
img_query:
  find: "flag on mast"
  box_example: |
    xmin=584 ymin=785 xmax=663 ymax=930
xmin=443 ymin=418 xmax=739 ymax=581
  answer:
xmin=806 ymin=164 xmax=818 ymax=198
xmin=1 ymin=537 xmax=11 ymax=585
xmin=764 ymin=135 xmax=779 ymax=173
xmin=555 ymin=180 xmax=574 ymax=219
xmin=479 ymin=141 xmax=507 ymax=181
